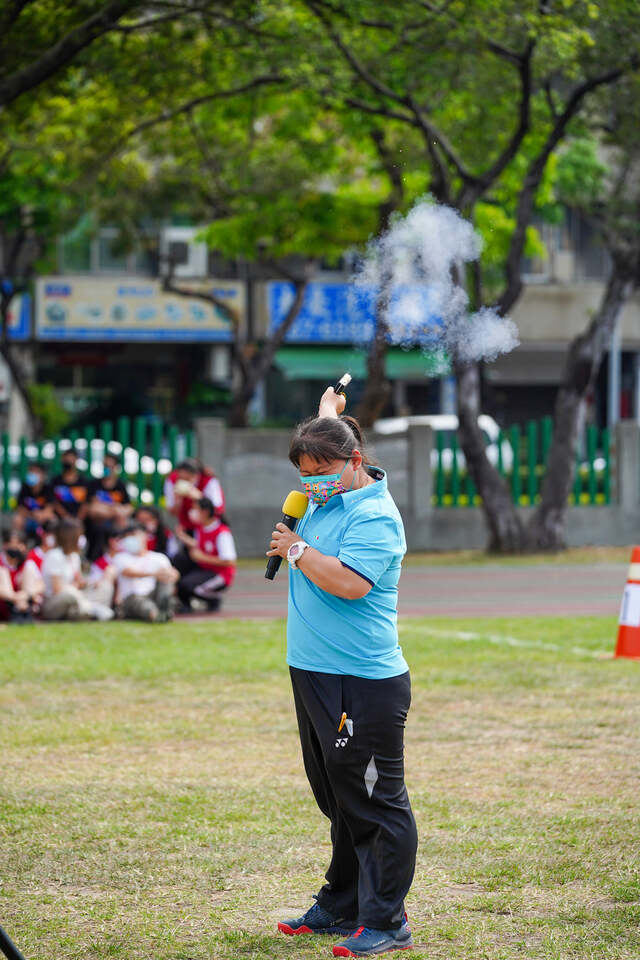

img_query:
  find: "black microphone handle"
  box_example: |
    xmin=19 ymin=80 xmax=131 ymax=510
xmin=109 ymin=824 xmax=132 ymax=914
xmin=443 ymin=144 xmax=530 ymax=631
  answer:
xmin=265 ymin=513 xmax=297 ymax=580
xmin=0 ymin=925 xmax=27 ymax=960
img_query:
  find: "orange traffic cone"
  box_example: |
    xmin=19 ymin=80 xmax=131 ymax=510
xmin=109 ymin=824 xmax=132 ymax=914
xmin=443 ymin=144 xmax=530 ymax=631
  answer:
xmin=615 ymin=547 xmax=640 ymax=659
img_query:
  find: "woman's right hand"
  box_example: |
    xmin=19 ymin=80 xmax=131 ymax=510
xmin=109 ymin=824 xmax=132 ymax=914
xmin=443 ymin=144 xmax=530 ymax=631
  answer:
xmin=318 ymin=387 xmax=346 ymax=419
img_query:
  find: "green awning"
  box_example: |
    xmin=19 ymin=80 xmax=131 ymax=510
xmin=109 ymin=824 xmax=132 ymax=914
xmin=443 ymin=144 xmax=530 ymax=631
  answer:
xmin=274 ymin=346 xmax=449 ymax=381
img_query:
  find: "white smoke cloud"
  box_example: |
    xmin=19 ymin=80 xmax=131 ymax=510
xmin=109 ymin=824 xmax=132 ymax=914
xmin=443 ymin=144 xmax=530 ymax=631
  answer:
xmin=354 ymin=199 xmax=520 ymax=364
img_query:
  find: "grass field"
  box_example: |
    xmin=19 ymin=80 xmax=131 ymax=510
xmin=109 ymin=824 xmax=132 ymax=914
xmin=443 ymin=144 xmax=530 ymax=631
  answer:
xmin=1 ymin=616 xmax=639 ymax=960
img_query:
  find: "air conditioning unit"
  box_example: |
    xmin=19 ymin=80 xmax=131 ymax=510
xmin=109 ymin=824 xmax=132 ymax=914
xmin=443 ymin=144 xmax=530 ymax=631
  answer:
xmin=160 ymin=227 xmax=208 ymax=278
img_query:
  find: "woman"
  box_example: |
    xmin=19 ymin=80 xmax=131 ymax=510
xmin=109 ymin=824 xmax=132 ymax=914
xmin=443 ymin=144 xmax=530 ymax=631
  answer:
xmin=41 ymin=518 xmax=113 ymax=621
xmin=268 ymin=388 xmax=417 ymax=958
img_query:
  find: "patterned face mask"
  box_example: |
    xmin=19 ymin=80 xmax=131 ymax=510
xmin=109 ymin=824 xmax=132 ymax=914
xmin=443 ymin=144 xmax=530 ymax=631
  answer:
xmin=300 ymin=459 xmax=353 ymax=505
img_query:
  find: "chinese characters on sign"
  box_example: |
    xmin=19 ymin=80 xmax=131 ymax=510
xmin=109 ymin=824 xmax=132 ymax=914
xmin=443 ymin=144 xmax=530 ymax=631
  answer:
xmin=269 ymin=281 xmax=442 ymax=344
xmin=36 ymin=277 xmax=241 ymax=342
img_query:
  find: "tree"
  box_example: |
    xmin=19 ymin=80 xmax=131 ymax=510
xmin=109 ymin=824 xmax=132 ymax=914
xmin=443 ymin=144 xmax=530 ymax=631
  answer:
xmin=93 ymin=81 xmax=413 ymax=426
xmin=0 ymin=1 xmax=282 ymax=434
xmin=529 ymin=97 xmax=640 ymax=548
xmin=0 ymin=1 xmax=260 ymax=108
xmin=291 ymin=0 xmax=640 ymax=550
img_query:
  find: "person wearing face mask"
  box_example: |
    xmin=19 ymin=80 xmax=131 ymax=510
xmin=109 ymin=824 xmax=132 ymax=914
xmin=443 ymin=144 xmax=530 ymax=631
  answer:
xmin=16 ymin=462 xmax=55 ymax=536
xmin=41 ymin=518 xmax=113 ymax=621
xmin=112 ymin=524 xmax=179 ymax=622
xmin=28 ymin=519 xmax=58 ymax=571
xmin=85 ymin=453 xmax=133 ymax=560
xmin=133 ymin=505 xmax=169 ymax=555
xmin=51 ymin=448 xmax=89 ymax=519
xmin=0 ymin=529 xmax=44 ymax=623
xmin=164 ymin=458 xmax=225 ymax=533
xmin=172 ymin=497 xmax=236 ymax=612
xmin=268 ymin=388 xmax=417 ymax=958
xmin=84 ymin=525 xmax=122 ymax=609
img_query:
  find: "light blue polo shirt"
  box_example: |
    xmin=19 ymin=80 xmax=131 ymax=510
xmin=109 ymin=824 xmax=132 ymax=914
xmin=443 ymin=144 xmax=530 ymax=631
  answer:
xmin=286 ymin=466 xmax=408 ymax=679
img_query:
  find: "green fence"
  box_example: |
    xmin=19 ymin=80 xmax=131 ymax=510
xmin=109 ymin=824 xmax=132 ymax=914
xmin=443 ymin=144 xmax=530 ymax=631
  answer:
xmin=433 ymin=416 xmax=611 ymax=508
xmin=0 ymin=417 xmax=196 ymax=511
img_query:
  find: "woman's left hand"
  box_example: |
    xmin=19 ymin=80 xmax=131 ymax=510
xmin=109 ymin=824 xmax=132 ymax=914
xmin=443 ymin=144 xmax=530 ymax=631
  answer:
xmin=266 ymin=522 xmax=301 ymax=559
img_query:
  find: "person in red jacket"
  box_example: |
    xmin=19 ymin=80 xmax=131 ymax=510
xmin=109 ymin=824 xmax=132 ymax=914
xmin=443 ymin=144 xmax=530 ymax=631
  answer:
xmin=173 ymin=497 xmax=236 ymax=611
xmin=164 ymin=458 xmax=225 ymax=531
xmin=0 ymin=528 xmax=45 ymax=623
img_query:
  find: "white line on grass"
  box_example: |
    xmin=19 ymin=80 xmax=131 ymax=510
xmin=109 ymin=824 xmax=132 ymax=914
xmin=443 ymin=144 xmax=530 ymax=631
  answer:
xmin=416 ymin=627 xmax=610 ymax=659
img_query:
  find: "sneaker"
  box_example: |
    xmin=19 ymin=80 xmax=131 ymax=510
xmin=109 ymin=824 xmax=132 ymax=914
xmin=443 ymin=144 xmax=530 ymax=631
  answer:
xmin=333 ymin=919 xmax=413 ymax=956
xmin=278 ymin=900 xmax=357 ymax=937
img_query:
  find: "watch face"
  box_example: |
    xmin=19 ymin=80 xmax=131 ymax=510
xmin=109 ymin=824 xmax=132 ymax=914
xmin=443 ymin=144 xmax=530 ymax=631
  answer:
xmin=290 ymin=543 xmax=302 ymax=559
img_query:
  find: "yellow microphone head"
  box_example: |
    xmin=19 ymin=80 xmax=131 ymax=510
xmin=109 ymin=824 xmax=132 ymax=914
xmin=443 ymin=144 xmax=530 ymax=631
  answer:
xmin=282 ymin=489 xmax=309 ymax=519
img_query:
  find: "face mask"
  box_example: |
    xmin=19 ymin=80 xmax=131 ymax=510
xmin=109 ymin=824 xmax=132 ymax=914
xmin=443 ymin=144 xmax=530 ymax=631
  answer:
xmin=26 ymin=471 xmax=41 ymax=486
xmin=103 ymin=467 xmax=112 ymax=477
xmin=300 ymin=460 xmax=353 ymax=505
xmin=44 ymin=534 xmax=57 ymax=548
xmin=119 ymin=535 xmax=143 ymax=555
xmin=188 ymin=508 xmax=200 ymax=525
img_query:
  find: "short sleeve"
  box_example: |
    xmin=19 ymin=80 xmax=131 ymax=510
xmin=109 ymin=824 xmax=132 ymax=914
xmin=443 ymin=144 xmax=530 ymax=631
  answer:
xmin=338 ymin=512 xmax=404 ymax=587
xmin=42 ymin=550 xmax=66 ymax=578
xmin=202 ymin=476 xmax=224 ymax=508
xmin=112 ymin=553 xmax=130 ymax=572
xmin=216 ymin=530 xmax=237 ymax=562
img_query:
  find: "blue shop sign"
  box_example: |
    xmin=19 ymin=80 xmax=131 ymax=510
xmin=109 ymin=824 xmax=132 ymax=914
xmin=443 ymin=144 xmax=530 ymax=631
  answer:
xmin=269 ymin=281 xmax=442 ymax=344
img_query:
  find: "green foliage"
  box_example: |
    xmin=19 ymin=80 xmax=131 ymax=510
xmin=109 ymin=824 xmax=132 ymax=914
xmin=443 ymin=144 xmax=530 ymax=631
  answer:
xmin=555 ymin=138 xmax=608 ymax=209
xmin=27 ymin=382 xmax=71 ymax=437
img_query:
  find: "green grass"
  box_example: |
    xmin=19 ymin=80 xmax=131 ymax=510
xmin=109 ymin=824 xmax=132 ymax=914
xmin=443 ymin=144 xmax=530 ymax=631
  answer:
xmin=1 ymin=616 xmax=639 ymax=959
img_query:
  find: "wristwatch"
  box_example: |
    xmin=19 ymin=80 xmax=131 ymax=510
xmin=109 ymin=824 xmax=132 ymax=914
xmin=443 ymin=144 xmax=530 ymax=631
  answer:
xmin=287 ymin=540 xmax=310 ymax=569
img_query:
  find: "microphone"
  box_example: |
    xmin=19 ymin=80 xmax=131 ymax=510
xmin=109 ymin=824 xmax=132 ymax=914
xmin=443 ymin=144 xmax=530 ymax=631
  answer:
xmin=265 ymin=489 xmax=309 ymax=581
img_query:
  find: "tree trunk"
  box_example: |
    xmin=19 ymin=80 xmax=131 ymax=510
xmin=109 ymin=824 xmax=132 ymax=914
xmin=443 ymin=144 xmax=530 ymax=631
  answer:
xmin=354 ymin=131 xmax=402 ymax=430
xmin=227 ymin=278 xmax=309 ymax=428
xmin=355 ymin=300 xmax=392 ymax=428
xmin=227 ymin=374 xmax=254 ymax=428
xmin=356 ymin=254 xmax=393 ymax=428
xmin=527 ymin=264 xmax=635 ymax=550
xmin=455 ymin=360 xmax=528 ymax=552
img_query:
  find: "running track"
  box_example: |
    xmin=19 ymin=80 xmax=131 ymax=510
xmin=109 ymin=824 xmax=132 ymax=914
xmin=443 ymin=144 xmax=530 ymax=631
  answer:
xmin=216 ymin=562 xmax=628 ymax=620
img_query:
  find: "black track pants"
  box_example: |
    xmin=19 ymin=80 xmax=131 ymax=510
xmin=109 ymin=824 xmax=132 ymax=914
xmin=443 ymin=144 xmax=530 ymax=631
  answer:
xmin=289 ymin=667 xmax=417 ymax=930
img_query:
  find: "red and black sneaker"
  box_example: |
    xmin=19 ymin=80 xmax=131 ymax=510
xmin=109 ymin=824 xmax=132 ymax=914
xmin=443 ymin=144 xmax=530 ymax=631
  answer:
xmin=278 ymin=900 xmax=357 ymax=936
xmin=332 ymin=918 xmax=413 ymax=956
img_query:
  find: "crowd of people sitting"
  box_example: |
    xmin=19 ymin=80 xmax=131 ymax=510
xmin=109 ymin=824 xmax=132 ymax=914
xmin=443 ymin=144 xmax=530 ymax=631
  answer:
xmin=0 ymin=451 xmax=236 ymax=626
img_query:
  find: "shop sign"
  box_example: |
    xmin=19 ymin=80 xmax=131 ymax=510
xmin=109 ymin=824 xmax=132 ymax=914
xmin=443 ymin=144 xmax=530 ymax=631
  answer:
xmin=36 ymin=277 xmax=241 ymax=342
xmin=269 ymin=281 xmax=441 ymax=344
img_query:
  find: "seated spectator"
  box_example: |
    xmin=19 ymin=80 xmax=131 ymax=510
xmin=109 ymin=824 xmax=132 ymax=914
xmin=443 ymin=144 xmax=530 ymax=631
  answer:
xmin=173 ymin=498 xmax=236 ymax=611
xmin=27 ymin=519 xmax=58 ymax=571
xmin=41 ymin=518 xmax=113 ymax=621
xmin=85 ymin=524 xmax=121 ymax=610
xmin=85 ymin=452 xmax=132 ymax=560
xmin=15 ymin=462 xmax=55 ymax=538
xmin=164 ymin=458 xmax=225 ymax=533
xmin=133 ymin=505 xmax=169 ymax=554
xmin=112 ymin=524 xmax=178 ymax=623
xmin=51 ymin=448 xmax=89 ymax=520
xmin=0 ymin=529 xmax=44 ymax=624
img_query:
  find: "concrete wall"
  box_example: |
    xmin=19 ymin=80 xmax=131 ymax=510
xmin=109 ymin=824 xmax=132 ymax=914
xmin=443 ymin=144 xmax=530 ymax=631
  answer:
xmin=195 ymin=418 xmax=640 ymax=556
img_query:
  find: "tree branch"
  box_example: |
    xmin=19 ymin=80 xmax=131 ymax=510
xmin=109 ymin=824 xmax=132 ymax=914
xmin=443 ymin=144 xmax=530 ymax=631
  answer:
xmin=305 ymin=0 xmax=408 ymax=107
xmin=161 ymin=274 xmax=240 ymax=330
xmin=496 ymin=62 xmax=637 ymax=316
xmin=458 ymin=39 xmax=534 ymax=209
xmin=0 ymin=0 xmax=139 ymax=108
xmin=108 ymin=73 xmax=285 ymax=157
